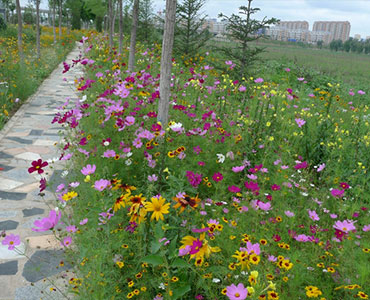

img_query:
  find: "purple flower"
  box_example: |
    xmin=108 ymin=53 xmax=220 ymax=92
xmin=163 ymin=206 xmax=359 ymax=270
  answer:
xmin=148 ymin=174 xmax=158 ymax=182
xmin=94 ymin=179 xmax=111 ymax=191
xmin=1 ymin=234 xmax=21 ymax=250
xmin=81 ymin=164 xmax=96 ymax=175
xmin=331 ymin=189 xmax=345 ymax=198
xmin=295 ymin=118 xmax=306 ymax=128
xmin=308 ymin=209 xmax=320 ymax=221
xmin=294 ymin=161 xmax=308 ymax=169
xmin=186 ymin=171 xmax=202 ymax=188
xmin=32 ymin=209 xmax=61 ymax=232
xmin=62 ymin=236 xmax=72 ymax=247
xmin=226 ymin=283 xmax=248 ymax=300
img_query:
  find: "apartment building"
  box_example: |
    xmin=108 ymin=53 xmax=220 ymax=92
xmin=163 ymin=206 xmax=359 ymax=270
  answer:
xmin=312 ymin=21 xmax=350 ymax=42
xmin=277 ymin=21 xmax=309 ymax=31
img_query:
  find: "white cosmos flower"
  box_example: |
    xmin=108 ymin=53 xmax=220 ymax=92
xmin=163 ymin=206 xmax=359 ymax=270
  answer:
xmin=216 ymin=153 xmax=225 ymax=163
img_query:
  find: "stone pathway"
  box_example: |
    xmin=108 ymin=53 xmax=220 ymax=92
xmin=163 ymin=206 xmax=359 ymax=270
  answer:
xmin=0 ymin=45 xmax=83 ymax=300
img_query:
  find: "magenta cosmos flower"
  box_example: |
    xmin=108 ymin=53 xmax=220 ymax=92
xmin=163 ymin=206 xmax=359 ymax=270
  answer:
xmin=212 ymin=172 xmax=223 ymax=182
xmin=2 ymin=234 xmax=21 ymax=250
xmin=226 ymin=283 xmax=248 ymax=300
xmin=32 ymin=209 xmax=61 ymax=232
xmin=28 ymin=159 xmax=48 ymax=174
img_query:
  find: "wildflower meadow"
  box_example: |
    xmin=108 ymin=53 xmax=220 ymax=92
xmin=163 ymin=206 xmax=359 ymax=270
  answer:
xmin=2 ymin=28 xmax=370 ymax=300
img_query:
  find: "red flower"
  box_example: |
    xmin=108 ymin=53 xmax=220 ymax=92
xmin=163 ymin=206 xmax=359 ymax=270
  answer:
xmin=339 ymin=182 xmax=350 ymax=189
xmin=39 ymin=178 xmax=47 ymax=193
xmin=28 ymin=159 xmax=48 ymax=174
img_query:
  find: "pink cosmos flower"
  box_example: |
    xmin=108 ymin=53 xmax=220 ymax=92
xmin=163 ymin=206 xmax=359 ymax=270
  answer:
xmin=298 ymin=77 xmax=305 ymax=81
xmin=268 ymin=254 xmax=277 ymax=262
xmin=189 ymin=239 xmax=203 ymax=255
xmin=295 ymin=118 xmax=306 ymax=128
xmin=178 ymin=245 xmax=191 ymax=256
xmin=317 ymin=163 xmax=326 ymax=172
xmin=238 ymin=85 xmax=246 ymax=92
xmin=245 ymin=241 xmax=260 ymax=255
xmin=333 ymin=220 xmax=356 ymax=233
xmin=103 ymin=149 xmax=116 ymax=158
xmin=254 ymin=78 xmax=264 ymax=83
xmin=358 ymin=90 xmax=366 ymax=95
xmin=1 ymin=234 xmax=21 ymax=250
xmin=271 ymin=184 xmax=281 ymax=191
xmin=232 ymin=166 xmax=245 ymax=173
xmin=79 ymin=218 xmax=88 ymax=225
xmin=362 ymin=224 xmax=370 ymax=232
xmin=62 ymin=236 xmax=72 ymax=247
xmin=295 ymin=234 xmax=310 ymax=242
xmin=285 ymin=210 xmax=295 ymax=217
xmin=81 ymin=164 xmax=96 ymax=175
xmin=258 ymin=201 xmax=272 ymax=211
xmin=32 ymin=209 xmax=61 ymax=232
xmin=308 ymin=210 xmax=320 ymax=221
xmin=294 ymin=161 xmax=308 ymax=169
xmin=148 ymin=174 xmax=158 ymax=182
xmin=94 ymin=179 xmax=111 ymax=191
xmin=66 ymin=225 xmax=77 ymax=233
xmin=285 ymin=68 xmax=290 ymax=72
xmin=226 ymin=283 xmax=248 ymax=300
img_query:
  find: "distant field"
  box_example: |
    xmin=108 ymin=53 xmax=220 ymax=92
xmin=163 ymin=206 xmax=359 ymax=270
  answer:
xmin=251 ymin=41 xmax=370 ymax=87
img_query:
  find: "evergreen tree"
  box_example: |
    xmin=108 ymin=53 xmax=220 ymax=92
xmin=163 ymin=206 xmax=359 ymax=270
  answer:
xmin=218 ymin=0 xmax=279 ymax=77
xmin=174 ymin=0 xmax=211 ymax=58
xmin=138 ymin=0 xmax=155 ymax=43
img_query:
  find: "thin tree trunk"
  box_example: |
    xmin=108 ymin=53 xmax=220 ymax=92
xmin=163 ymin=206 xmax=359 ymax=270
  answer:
xmin=59 ymin=0 xmax=62 ymax=40
xmin=15 ymin=0 xmax=24 ymax=63
xmin=128 ymin=0 xmax=139 ymax=72
xmin=157 ymin=0 xmax=177 ymax=126
xmin=36 ymin=0 xmax=41 ymax=59
xmin=119 ymin=0 xmax=123 ymax=53
xmin=108 ymin=0 xmax=113 ymax=48
xmin=112 ymin=1 xmax=118 ymax=38
xmin=52 ymin=0 xmax=56 ymax=43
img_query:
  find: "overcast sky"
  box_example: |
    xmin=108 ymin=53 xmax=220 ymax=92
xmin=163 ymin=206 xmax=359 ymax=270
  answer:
xmin=23 ymin=0 xmax=370 ymax=38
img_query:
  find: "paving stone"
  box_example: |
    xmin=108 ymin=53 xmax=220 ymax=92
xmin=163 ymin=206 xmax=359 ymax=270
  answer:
xmin=25 ymin=235 xmax=60 ymax=250
xmin=13 ymin=182 xmax=39 ymax=193
xmin=15 ymin=152 xmax=41 ymax=161
xmin=22 ymin=208 xmax=45 ymax=217
xmin=0 ymin=210 xmax=17 ymax=219
xmin=21 ymin=217 xmax=41 ymax=229
xmin=1 ymin=169 xmax=33 ymax=183
xmin=0 ymin=163 xmax=15 ymax=172
xmin=28 ymin=130 xmax=44 ymax=136
xmin=0 ymin=261 xmax=18 ymax=275
xmin=0 ymin=177 xmax=24 ymax=190
xmin=5 ymin=137 xmax=33 ymax=145
xmin=0 ymin=151 xmax=12 ymax=159
xmin=0 ymin=220 xmax=19 ymax=230
xmin=0 ymin=243 xmax=26 ymax=259
xmin=33 ymin=140 xmax=56 ymax=146
xmin=22 ymin=250 xmax=71 ymax=283
xmin=0 ymin=191 xmax=27 ymax=201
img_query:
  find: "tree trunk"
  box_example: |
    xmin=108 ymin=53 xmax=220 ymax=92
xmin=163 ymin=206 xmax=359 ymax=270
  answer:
xmin=52 ymin=0 xmax=56 ymax=43
xmin=119 ymin=0 xmax=123 ymax=54
xmin=157 ymin=0 xmax=177 ymax=126
xmin=15 ymin=0 xmax=24 ymax=63
xmin=59 ymin=0 xmax=62 ymax=40
xmin=128 ymin=0 xmax=139 ymax=72
xmin=36 ymin=0 xmax=41 ymax=59
xmin=108 ymin=0 xmax=113 ymax=49
xmin=112 ymin=1 xmax=118 ymax=38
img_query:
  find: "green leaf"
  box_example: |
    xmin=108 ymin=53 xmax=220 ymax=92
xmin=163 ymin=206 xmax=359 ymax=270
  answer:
xmin=172 ymin=284 xmax=191 ymax=299
xmin=150 ymin=239 xmax=161 ymax=254
xmin=154 ymin=220 xmax=163 ymax=237
xmin=142 ymin=254 xmax=164 ymax=266
xmin=171 ymin=257 xmax=189 ymax=268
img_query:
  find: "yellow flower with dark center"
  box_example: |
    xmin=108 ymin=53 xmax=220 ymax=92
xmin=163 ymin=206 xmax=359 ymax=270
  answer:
xmin=145 ymin=196 xmax=170 ymax=221
xmin=116 ymin=261 xmax=124 ymax=268
xmin=267 ymin=291 xmax=279 ymax=299
xmin=357 ymin=292 xmax=369 ymax=299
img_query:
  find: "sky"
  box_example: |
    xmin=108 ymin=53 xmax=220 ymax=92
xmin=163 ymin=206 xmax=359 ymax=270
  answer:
xmin=21 ymin=0 xmax=370 ymax=38
xmin=151 ymin=0 xmax=370 ymax=38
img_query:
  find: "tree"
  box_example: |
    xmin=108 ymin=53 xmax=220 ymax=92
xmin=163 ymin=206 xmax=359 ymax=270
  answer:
xmin=138 ymin=0 xmax=155 ymax=43
xmin=128 ymin=0 xmax=139 ymax=71
xmin=108 ymin=0 xmax=113 ymax=48
xmin=157 ymin=0 xmax=177 ymax=126
xmin=35 ymin=0 xmax=40 ymax=59
xmin=84 ymin=0 xmax=106 ymax=32
xmin=218 ymin=0 xmax=279 ymax=77
xmin=58 ymin=0 xmax=63 ymax=40
xmin=15 ymin=0 xmax=23 ymax=62
xmin=49 ymin=0 xmax=57 ymax=43
xmin=343 ymin=38 xmax=352 ymax=52
xmin=174 ymin=0 xmax=211 ymax=58
xmin=119 ymin=0 xmax=123 ymax=53
xmin=66 ymin=0 xmax=83 ymax=30
xmin=317 ymin=40 xmax=323 ymax=49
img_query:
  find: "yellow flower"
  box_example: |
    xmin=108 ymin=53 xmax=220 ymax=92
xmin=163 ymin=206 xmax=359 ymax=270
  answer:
xmin=116 ymin=261 xmax=124 ymax=268
xmin=145 ymin=196 xmax=170 ymax=221
xmin=62 ymin=191 xmax=78 ymax=201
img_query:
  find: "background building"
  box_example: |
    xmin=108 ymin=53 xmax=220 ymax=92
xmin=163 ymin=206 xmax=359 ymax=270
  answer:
xmin=277 ymin=21 xmax=309 ymax=30
xmin=312 ymin=21 xmax=350 ymax=42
